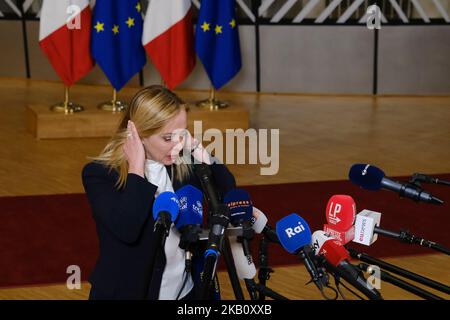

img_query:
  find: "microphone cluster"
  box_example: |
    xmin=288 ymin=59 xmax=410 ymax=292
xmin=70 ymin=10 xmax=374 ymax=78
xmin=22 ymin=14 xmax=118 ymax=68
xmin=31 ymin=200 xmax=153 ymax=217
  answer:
xmin=149 ymin=163 xmax=449 ymax=300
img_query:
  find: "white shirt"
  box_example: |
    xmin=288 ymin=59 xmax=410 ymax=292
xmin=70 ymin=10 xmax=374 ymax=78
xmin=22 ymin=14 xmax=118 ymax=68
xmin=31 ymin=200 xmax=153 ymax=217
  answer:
xmin=144 ymin=159 xmax=194 ymax=300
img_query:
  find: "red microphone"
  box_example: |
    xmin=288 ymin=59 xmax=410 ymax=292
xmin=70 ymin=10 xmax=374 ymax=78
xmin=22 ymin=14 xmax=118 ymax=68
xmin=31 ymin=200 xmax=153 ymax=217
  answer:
xmin=312 ymin=231 xmax=382 ymax=300
xmin=323 ymin=195 xmax=356 ymax=245
xmin=318 ymin=238 xmax=350 ymax=267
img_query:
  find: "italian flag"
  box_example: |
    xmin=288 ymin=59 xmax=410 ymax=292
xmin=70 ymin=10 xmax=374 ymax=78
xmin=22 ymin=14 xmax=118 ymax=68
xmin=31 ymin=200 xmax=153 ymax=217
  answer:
xmin=142 ymin=0 xmax=196 ymax=89
xmin=39 ymin=0 xmax=94 ymax=86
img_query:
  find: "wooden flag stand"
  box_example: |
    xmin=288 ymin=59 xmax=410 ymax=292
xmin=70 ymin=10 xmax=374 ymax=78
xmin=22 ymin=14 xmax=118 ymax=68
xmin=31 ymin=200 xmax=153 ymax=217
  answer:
xmin=50 ymin=86 xmax=84 ymax=114
xmin=97 ymin=88 xmax=128 ymax=112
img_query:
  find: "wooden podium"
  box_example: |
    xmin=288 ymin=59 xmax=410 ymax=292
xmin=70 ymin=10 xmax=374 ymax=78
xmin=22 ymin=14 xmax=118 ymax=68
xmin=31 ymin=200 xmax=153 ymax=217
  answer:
xmin=26 ymin=103 xmax=249 ymax=139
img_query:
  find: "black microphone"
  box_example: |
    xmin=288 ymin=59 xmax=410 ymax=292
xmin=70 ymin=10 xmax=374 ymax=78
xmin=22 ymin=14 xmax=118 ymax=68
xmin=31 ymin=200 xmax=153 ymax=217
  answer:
xmin=349 ymin=164 xmax=444 ymax=205
xmin=194 ymin=164 xmax=230 ymax=299
xmin=195 ymin=163 xmax=221 ymax=211
xmin=194 ymin=164 xmax=229 ymax=253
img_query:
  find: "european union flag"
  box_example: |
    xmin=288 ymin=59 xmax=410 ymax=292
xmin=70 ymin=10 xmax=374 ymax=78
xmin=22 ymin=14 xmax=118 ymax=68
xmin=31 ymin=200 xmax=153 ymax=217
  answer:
xmin=91 ymin=0 xmax=146 ymax=91
xmin=195 ymin=0 xmax=242 ymax=89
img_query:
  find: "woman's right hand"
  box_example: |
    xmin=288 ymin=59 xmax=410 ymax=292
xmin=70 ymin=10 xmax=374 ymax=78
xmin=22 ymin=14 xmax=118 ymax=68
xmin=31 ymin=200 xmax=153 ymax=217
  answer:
xmin=123 ymin=120 xmax=146 ymax=178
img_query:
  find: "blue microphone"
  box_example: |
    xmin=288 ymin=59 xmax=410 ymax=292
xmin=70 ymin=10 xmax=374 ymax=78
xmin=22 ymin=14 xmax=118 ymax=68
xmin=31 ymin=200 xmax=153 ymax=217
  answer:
xmin=348 ymin=163 xmax=384 ymax=191
xmin=349 ymin=163 xmax=443 ymax=205
xmin=276 ymin=213 xmax=326 ymax=291
xmin=175 ymin=185 xmax=203 ymax=230
xmin=224 ymin=188 xmax=253 ymax=226
xmin=148 ymin=191 xmax=180 ymax=284
xmin=152 ymin=191 xmax=180 ymax=224
xmin=276 ymin=213 xmax=312 ymax=253
xmin=175 ymin=185 xmax=203 ymax=273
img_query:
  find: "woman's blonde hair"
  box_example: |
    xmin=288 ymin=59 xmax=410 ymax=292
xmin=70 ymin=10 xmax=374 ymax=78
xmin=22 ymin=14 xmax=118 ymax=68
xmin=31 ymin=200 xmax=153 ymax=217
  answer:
xmin=91 ymin=85 xmax=192 ymax=189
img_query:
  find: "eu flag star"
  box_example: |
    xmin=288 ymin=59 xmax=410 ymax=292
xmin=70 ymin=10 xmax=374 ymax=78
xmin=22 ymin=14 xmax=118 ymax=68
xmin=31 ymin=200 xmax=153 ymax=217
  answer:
xmin=136 ymin=2 xmax=141 ymax=12
xmin=215 ymin=25 xmax=222 ymax=34
xmin=126 ymin=17 xmax=135 ymax=28
xmin=201 ymin=22 xmax=210 ymax=32
xmin=112 ymin=25 xmax=119 ymax=35
xmin=229 ymin=19 xmax=236 ymax=28
xmin=94 ymin=21 xmax=104 ymax=33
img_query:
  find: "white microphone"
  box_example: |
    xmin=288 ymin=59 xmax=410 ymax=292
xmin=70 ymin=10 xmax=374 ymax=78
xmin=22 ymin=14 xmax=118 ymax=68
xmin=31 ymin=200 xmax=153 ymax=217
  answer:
xmin=353 ymin=209 xmax=382 ymax=246
xmin=352 ymin=209 xmax=438 ymax=250
xmin=250 ymin=207 xmax=280 ymax=244
xmin=311 ymin=230 xmax=335 ymax=255
xmin=229 ymin=235 xmax=257 ymax=280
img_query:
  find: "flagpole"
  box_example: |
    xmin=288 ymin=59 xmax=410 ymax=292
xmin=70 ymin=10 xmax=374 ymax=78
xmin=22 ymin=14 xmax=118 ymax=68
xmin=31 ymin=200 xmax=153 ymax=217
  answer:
xmin=98 ymin=87 xmax=127 ymax=112
xmin=50 ymin=85 xmax=84 ymax=114
xmin=196 ymin=86 xmax=228 ymax=110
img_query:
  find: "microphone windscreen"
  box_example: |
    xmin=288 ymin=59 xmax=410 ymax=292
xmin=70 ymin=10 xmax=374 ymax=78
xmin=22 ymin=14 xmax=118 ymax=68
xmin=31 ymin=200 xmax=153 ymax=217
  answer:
xmin=349 ymin=164 xmax=385 ymax=191
xmin=325 ymin=195 xmax=356 ymax=231
xmin=275 ymin=213 xmax=312 ymax=254
xmin=224 ymin=188 xmax=253 ymax=226
xmin=311 ymin=230 xmax=334 ymax=255
xmin=251 ymin=207 xmax=268 ymax=234
xmin=353 ymin=209 xmax=381 ymax=246
xmin=153 ymin=191 xmax=180 ymax=222
xmin=319 ymin=239 xmax=350 ymax=267
xmin=175 ymin=185 xmax=203 ymax=230
xmin=229 ymin=236 xmax=257 ymax=280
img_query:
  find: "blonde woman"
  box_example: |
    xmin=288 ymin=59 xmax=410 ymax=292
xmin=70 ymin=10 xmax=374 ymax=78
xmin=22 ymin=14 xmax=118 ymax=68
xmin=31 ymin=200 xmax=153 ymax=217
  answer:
xmin=82 ymin=85 xmax=235 ymax=300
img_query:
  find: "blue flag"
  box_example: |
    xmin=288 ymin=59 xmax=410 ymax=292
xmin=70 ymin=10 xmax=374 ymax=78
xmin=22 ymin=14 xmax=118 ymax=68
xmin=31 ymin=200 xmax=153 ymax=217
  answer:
xmin=195 ymin=0 xmax=242 ymax=89
xmin=91 ymin=0 xmax=146 ymax=91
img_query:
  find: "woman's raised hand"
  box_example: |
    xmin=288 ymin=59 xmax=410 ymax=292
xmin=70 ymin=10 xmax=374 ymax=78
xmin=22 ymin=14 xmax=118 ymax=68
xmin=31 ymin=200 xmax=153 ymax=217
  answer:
xmin=181 ymin=130 xmax=212 ymax=165
xmin=123 ymin=120 xmax=146 ymax=178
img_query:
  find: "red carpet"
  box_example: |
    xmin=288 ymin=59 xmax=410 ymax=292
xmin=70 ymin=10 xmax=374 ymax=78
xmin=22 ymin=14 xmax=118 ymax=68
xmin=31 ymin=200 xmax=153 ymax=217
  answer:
xmin=0 ymin=174 xmax=449 ymax=288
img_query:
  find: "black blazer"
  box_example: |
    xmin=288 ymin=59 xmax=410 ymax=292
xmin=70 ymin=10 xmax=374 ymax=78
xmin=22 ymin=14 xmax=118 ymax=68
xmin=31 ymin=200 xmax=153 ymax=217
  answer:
xmin=82 ymin=160 xmax=236 ymax=300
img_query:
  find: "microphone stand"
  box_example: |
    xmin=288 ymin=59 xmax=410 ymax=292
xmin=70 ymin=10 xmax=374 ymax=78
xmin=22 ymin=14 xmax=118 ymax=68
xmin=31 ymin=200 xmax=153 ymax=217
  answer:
xmin=410 ymin=173 xmax=450 ymax=187
xmin=146 ymin=212 xmax=172 ymax=299
xmin=319 ymin=259 xmax=383 ymax=300
xmin=148 ymin=212 xmax=172 ymax=286
xmin=237 ymin=225 xmax=258 ymax=300
xmin=348 ymin=247 xmax=450 ymax=295
xmin=257 ymin=237 xmax=274 ymax=300
xmin=357 ymin=263 xmax=444 ymax=300
xmin=374 ymin=228 xmax=450 ymax=255
xmin=245 ymin=279 xmax=289 ymax=300
xmin=195 ymin=164 xmax=234 ymax=299
xmin=222 ymin=236 xmax=245 ymax=300
xmin=199 ymin=226 xmax=249 ymax=300
xmin=237 ymin=225 xmax=288 ymax=300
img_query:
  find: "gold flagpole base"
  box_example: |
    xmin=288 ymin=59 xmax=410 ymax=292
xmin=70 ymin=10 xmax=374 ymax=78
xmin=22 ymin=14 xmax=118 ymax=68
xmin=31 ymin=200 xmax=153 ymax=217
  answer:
xmin=97 ymin=100 xmax=128 ymax=112
xmin=196 ymin=86 xmax=228 ymax=110
xmin=196 ymin=98 xmax=229 ymax=110
xmin=98 ymin=88 xmax=127 ymax=112
xmin=50 ymin=102 xmax=84 ymax=114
